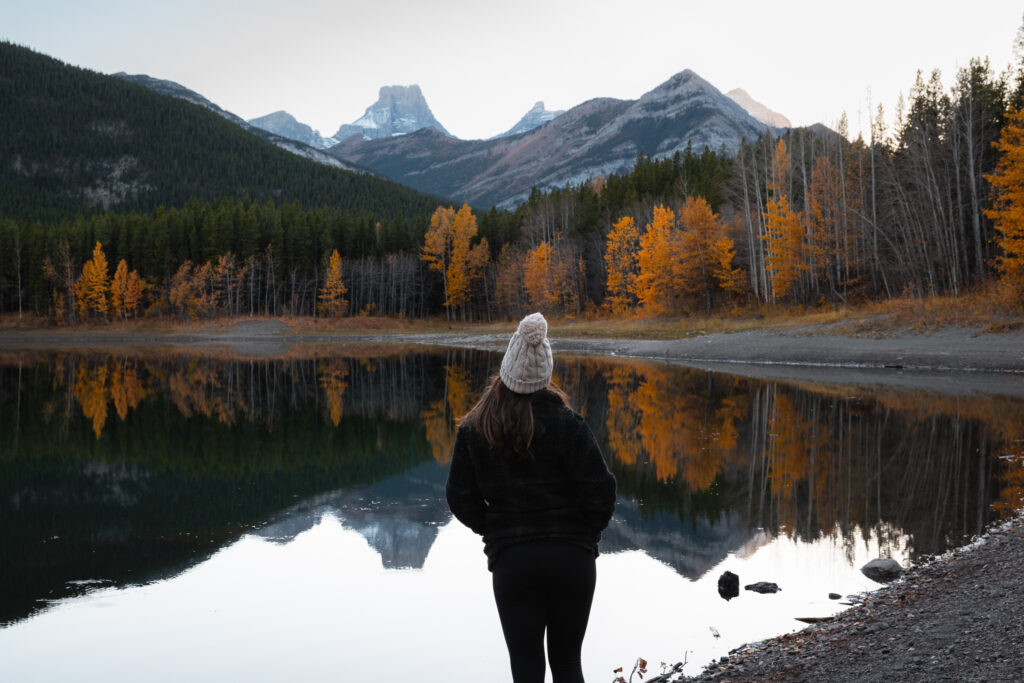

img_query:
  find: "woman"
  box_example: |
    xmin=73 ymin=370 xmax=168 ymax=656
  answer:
xmin=446 ymin=312 xmax=617 ymax=683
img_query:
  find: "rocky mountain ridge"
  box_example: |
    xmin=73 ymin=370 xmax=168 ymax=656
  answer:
xmin=328 ymin=69 xmax=769 ymax=208
xmin=493 ymin=101 xmax=566 ymax=138
xmin=247 ymin=109 xmax=332 ymax=149
xmin=332 ymin=84 xmax=450 ymax=142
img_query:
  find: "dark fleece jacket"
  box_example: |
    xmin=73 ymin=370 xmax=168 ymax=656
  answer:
xmin=445 ymin=390 xmax=617 ymax=569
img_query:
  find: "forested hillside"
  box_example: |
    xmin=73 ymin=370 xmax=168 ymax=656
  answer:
xmin=0 ymin=42 xmax=442 ymax=222
xmin=1 ymin=41 xmax=1022 ymax=323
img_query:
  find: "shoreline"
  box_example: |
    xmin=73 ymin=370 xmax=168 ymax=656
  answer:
xmin=675 ymin=511 xmax=1024 ymax=681
xmin=3 ymin=322 xmax=1023 ymax=397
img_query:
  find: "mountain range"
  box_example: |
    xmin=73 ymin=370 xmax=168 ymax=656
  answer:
xmin=3 ymin=40 xmax=805 ymax=217
xmin=327 ymin=69 xmax=773 ymax=207
xmin=118 ymin=64 xmax=785 ymax=208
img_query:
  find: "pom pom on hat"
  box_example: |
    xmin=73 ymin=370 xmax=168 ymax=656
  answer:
xmin=518 ymin=312 xmax=548 ymax=346
xmin=500 ymin=312 xmax=553 ymax=394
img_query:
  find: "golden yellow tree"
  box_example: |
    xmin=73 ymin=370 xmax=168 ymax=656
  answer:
xmin=123 ymin=269 xmax=144 ymax=319
xmin=984 ymin=106 xmax=1024 ymax=299
xmin=762 ymin=196 xmax=807 ymax=300
xmin=421 ymin=205 xmax=489 ymax=318
xmin=523 ymin=240 xmax=555 ymax=310
xmin=448 ymin=206 xmax=490 ymax=314
xmin=528 ymin=240 xmax=577 ymax=309
xmin=604 ymin=216 xmax=640 ymax=313
xmin=632 ymin=205 xmax=679 ymax=314
xmin=74 ymin=242 xmax=111 ymax=319
xmin=676 ymin=196 xmax=743 ymax=308
xmin=110 ymin=259 xmax=129 ymax=321
xmin=319 ymin=249 xmax=349 ymax=317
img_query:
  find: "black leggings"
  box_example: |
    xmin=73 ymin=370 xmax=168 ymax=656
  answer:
xmin=491 ymin=541 xmax=597 ymax=683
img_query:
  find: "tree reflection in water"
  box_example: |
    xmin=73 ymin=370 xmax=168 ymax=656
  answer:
xmin=0 ymin=348 xmax=1022 ymax=628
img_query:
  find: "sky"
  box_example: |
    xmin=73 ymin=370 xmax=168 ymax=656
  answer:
xmin=4 ymin=0 xmax=1022 ymax=141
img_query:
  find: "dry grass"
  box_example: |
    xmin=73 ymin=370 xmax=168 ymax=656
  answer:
xmin=832 ymin=283 xmax=1024 ymax=335
xmin=2 ymin=286 xmax=1021 ymax=341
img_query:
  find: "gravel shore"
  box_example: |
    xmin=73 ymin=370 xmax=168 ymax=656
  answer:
xmin=668 ymin=513 xmax=1024 ymax=682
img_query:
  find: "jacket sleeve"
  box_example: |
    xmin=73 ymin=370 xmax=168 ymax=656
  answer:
xmin=445 ymin=427 xmax=488 ymax=535
xmin=570 ymin=415 xmax=617 ymax=532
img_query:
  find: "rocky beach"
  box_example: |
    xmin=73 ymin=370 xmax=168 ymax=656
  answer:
xmin=671 ymin=512 xmax=1024 ymax=682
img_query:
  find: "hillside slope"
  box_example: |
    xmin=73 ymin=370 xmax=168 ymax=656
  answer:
xmin=0 ymin=42 xmax=443 ymax=221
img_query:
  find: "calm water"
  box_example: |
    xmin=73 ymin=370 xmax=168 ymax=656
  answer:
xmin=1 ymin=348 xmax=1022 ymax=681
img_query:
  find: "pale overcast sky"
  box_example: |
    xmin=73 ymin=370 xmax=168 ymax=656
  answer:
xmin=4 ymin=0 xmax=1021 ymax=141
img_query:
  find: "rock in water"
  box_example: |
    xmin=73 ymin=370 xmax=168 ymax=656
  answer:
xmin=861 ymin=558 xmax=904 ymax=583
xmin=745 ymin=582 xmax=781 ymax=594
xmin=718 ymin=571 xmax=740 ymax=600
xmin=829 ymin=592 xmax=842 ymax=600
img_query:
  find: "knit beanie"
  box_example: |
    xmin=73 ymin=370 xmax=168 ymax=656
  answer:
xmin=499 ymin=312 xmax=553 ymax=394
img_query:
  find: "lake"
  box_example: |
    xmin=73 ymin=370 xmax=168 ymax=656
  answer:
xmin=1 ymin=347 xmax=1022 ymax=681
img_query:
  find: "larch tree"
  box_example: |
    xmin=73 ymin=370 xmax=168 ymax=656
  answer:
xmin=319 ymin=249 xmax=349 ymax=318
xmin=985 ymin=105 xmax=1024 ymax=300
xmin=676 ymin=196 xmax=743 ymax=310
xmin=110 ymin=259 xmax=130 ymax=321
xmin=446 ymin=205 xmax=490 ymax=318
xmin=633 ymin=205 xmax=679 ymax=315
xmin=524 ymin=240 xmax=555 ymax=310
xmin=604 ymin=216 xmax=640 ymax=313
xmin=75 ymin=242 xmax=111 ymax=319
xmin=123 ymin=270 xmax=144 ymax=320
xmin=762 ymin=196 xmax=807 ymax=301
xmin=421 ymin=205 xmax=489 ymax=319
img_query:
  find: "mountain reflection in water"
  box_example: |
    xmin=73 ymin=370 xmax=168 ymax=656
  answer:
xmin=1 ymin=347 xmax=1023 ymax=631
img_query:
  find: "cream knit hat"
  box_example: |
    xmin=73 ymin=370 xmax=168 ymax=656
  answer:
xmin=500 ymin=312 xmax=553 ymax=394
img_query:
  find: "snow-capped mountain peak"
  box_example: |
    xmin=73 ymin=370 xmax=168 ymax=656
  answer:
xmin=493 ymin=101 xmax=566 ymax=139
xmin=332 ymin=85 xmax=450 ymax=142
xmin=248 ymin=110 xmax=331 ymax=148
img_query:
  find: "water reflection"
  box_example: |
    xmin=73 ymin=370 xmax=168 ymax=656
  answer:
xmin=1 ymin=348 xmax=1023 ymax=637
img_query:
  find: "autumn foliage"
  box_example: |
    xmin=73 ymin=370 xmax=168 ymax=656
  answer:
xmin=603 ymin=216 xmax=640 ymax=313
xmin=421 ymin=205 xmax=490 ymax=319
xmin=617 ymin=199 xmax=741 ymax=316
xmin=985 ymin=106 xmax=1024 ymax=300
xmin=319 ymin=249 xmax=349 ymax=318
xmin=762 ymin=195 xmax=807 ymax=300
xmin=74 ymin=242 xmax=110 ymax=319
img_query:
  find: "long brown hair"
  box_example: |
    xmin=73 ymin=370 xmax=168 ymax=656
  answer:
xmin=459 ymin=375 xmax=570 ymax=459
